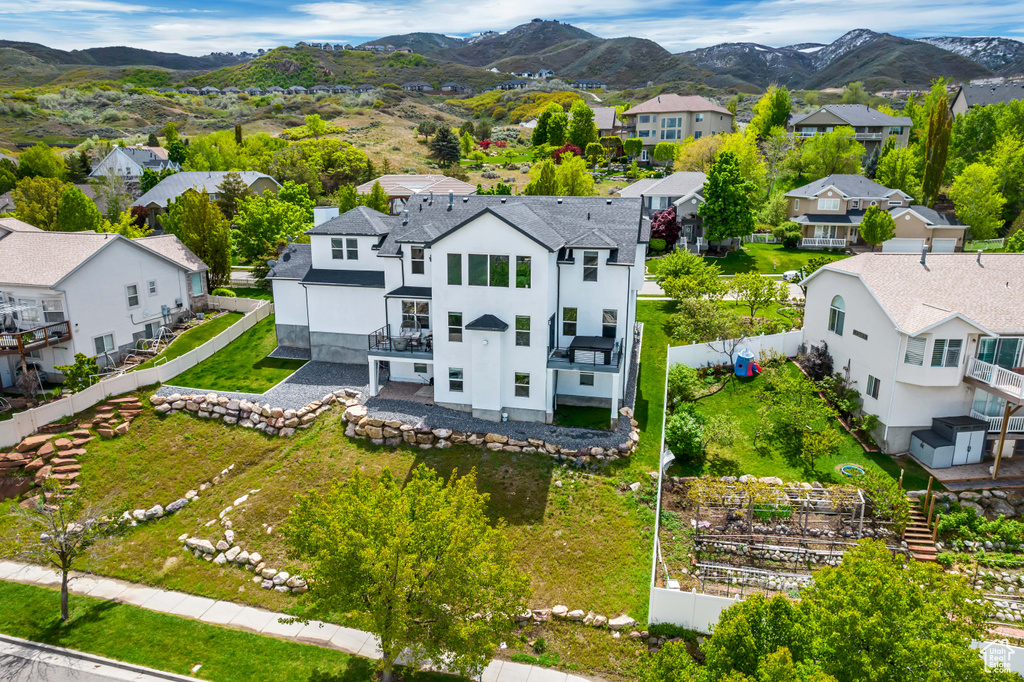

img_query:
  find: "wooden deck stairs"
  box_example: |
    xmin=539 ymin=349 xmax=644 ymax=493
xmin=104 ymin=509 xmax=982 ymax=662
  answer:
xmin=903 ymin=476 xmax=940 ymax=563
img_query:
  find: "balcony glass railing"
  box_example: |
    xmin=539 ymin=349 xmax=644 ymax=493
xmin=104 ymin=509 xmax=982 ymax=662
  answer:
xmin=368 ymin=324 xmax=433 ymax=356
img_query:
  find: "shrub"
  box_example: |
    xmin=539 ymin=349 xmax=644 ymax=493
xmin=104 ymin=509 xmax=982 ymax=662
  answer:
xmin=665 ymin=405 xmax=705 ymax=461
xmin=667 ymin=364 xmax=702 ymax=406
xmin=53 ymin=353 xmax=98 ymax=394
xmin=211 ymin=288 xmax=236 ymax=297
xmin=800 ymin=342 xmax=833 ymax=381
xmin=860 ymin=468 xmax=910 ymax=533
xmin=649 ymin=237 xmax=667 ymax=252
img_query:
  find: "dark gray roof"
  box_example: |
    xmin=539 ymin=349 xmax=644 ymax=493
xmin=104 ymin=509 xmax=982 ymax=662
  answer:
xmin=956 ymin=83 xmax=1024 ymax=108
xmin=789 ymin=104 xmax=911 ymax=127
xmin=348 ymin=196 xmax=647 ymax=266
xmin=793 ymin=213 xmax=864 ymax=225
xmin=300 ymin=268 xmax=386 ymax=288
xmin=266 ymin=243 xmax=311 ymax=280
xmin=385 ymin=285 xmax=432 ymax=298
xmin=785 ymin=175 xmax=905 ymax=199
xmin=116 ymin=146 xmax=173 ymax=170
xmin=896 ymin=205 xmax=963 ymax=227
xmin=465 ymin=314 xmax=508 ymax=331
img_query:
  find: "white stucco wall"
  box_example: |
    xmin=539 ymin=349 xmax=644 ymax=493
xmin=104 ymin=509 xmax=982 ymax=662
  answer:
xmin=270 ymin=280 xmax=307 ymax=327
xmin=305 ymin=284 xmax=386 ymax=336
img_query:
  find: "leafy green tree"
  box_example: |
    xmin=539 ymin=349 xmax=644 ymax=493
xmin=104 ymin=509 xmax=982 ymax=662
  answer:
xmin=283 ymin=465 xmax=531 ymax=682
xmin=65 ymin=151 xmax=92 ymax=183
xmin=922 ymin=96 xmax=952 ymax=207
xmin=717 ymin=132 xmax=768 ymax=201
xmin=1008 ymin=224 xmax=1024 ymax=252
xmin=416 ymin=120 xmax=437 ymax=141
xmin=986 ymin=132 xmax=1024 ymax=222
xmin=158 ymin=189 xmax=231 ymax=287
xmin=531 ymin=102 xmax=561 ymax=147
xmin=335 ymin=184 xmax=359 ymax=212
xmin=599 ymin=135 xmax=622 ymax=160
xmin=93 ymin=170 xmax=135 ymax=222
xmin=304 ymin=113 xmax=327 ymax=140
xmin=668 ymin=298 xmax=738 ymax=344
xmin=56 ymin=185 xmax=105 ymax=232
xmin=267 ymin=148 xmax=322 ymax=199
xmin=875 ymin=145 xmax=920 ymax=200
xmin=106 ymin=209 xmax=151 ymax=238
xmin=639 ymin=640 xmax=703 ymax=682
xmin=546 ymin=108 xmax=569 ymax=147
xmin=730 ymin=272 xmax=789 ymax=318
xmin=655 ymin=249 xmax=726 ymax=300
xmin=840 ymin=81 xmax=870 ymax=105
xmin=460 ymin=131 xmax=475 ymax=156
xmin=523 ymin=159 xmax=559 ymax=196
xmin=623 ymin=138 xmax=643 ymax=161
xmin=215 ymin=171 xmax=254 ymax=219
xmin=756 ymin=366 xmax=841 ymax=472
xmin=567 ymin=100 xmax=597 ymax=151
xmin=585 ymin=142 xmax=604 ymax=166
xmin=699 ymin=151 xmax=756 ymax=243
xmin=474 ymin=120 xmax=492 ymax=142
xmin=761 ymin=128 xmax=798 ymax=196
xmin=748 ymin=85 xmax=792 ymax=140
xmin=11 ymin=176 xmax=69 ymax=230
xmin=555 ymin=155 xmax=594 ymax=196
xmin=53 ymin=353 xmax=98 ymax=393
xmin=949 ymin=162 xmax=1006 ymax=240
xmin=162 ymin=122 xmax=179 ymax=144
xmin=234 ymin=192 xmax=309 ymax=263
xmin=361 ymin=180 xmax=390 ymax=213
xmin=458 ymin=121 xmax=476 ymax=138
xmin=429 ymin=125 xmax=461 ymax=166
xmin=146 ymin=132 xmax=160 ymax=147
xmin=947 ymin=103 xmax=999 ymax=178
xmin=278 ymin=180 xmax=315 ymax=222
xmin=653 ymin=142 xmax=678 ymax=168
xmin=797 ymin=127 xmax=863 ymax=181
xmin=702 ymin=593 xmax=811 ymax=680
xmin=16 ymin=142 xmax=66 ymax=180
xmin=858 ymin=205 xmax=896 ymax=251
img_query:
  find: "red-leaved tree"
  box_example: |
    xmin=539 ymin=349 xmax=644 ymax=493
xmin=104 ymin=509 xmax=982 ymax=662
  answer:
xmin=553 ymin=143 xmax=582 ymax=164
xmin=651 ymin=206 xmax=681 ymax=245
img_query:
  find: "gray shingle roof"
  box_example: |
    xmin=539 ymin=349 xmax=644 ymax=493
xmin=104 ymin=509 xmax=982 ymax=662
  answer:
xmin=465 ymin=314 xmax=508 ymax=331
xmin=785 ymin=175 xmax=905 ymax=199
xmin=896 ymin=205 xmax=963 ymax=227
xmin=955 ymin=83 xmax=1024 ymax=109
xmin=308 ymin=206 xmax=392 ymax=236
xmin=300 ymin=269 xmax=386 ymax=288
xmin=619 ymin=172 xmax=706 ymax=199
xmin=266 ymin=244 xmax=311 ymax=280
xmin=0 ymin=217 xmax=43 ymax=234
xmin=135 ymin=171 xmax=278 ymax=208
xmin=385 ymin=286 xmax=432 ymax=298
xmin=135 ymin=234 xmax=209 ymax=272
xmin=789 ymin=104 xmax=912 ymax=128
xmin=592 ymin=106 xmax=618 ymax=131
xmin=793 ymin=213 xmax=864 ymax=225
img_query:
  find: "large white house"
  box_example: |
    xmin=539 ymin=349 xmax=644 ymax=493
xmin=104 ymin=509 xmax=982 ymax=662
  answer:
xmin=802 ymin=252 xmax=1024 ymax=461
xmin=268 ymin=195 xmax=649 ymax=425
xmin=0 ymin=218 xmax=208 ymax=387
xmin=89 ymin=145 xmax=180 ymax=180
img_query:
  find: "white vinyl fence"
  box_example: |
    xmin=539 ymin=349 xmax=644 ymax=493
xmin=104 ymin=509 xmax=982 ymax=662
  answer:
xmin=0 ymin=296 xmax=271 ymax=449
xmin=743 ymin=233 xmax=779 ymax=244
xmin=666 ymin=330 xmax=803 ymax=369
xmin=649 ymin=586 xmax=738 ymax=633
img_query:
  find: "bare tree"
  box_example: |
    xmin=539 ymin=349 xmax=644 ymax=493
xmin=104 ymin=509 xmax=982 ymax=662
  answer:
xmin=7 ymin=482 xmax=126 ymax=620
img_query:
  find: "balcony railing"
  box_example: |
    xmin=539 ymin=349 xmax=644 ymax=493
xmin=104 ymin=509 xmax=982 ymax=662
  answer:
xmin=0 ymin=321 xmax=72 ymax=356
xmin=800 ymin=238 xmax=847 ymax=248
xmin=971 ymin=409 xmax=1024 ymax=433
xmin=367 ymin=324 xmax=433 ymax=357
xmin=965 ymin=357 xmax=1024 ymax=401
xmin=795 ymin=131 xmax=885 ymax=141
xmin=547 ymin=337 xmax=622 ymax=373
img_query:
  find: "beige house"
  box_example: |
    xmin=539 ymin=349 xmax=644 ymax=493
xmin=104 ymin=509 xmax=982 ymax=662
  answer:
xmin=134 ymin=171 xmax=280 ymax=230
xmin=950 ymin=83 xmax=1024 ymax=117
xmin=787 ymin=105 xmax=912 ymax=157
xmin=785 ymin=175 xmax=966 ymax=252
xmin=620 ymin=94 xmax=733 ymax=161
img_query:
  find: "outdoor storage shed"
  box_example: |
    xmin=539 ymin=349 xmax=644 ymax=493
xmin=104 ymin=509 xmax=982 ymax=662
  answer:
xmin=909 ymin=415 xmax=988 ymax=469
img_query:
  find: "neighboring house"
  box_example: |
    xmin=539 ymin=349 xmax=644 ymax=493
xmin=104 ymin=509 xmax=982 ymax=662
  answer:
xmin=950 ymin=83 xmax=1024 ymax=116
xmin=0 ymin=218 xmax=208 ymax=386
xmin=200 ymin=86 xmax=220 ymax=96
xmin=787 ymin=105 xmax=912 ymax=157
xmin=785 ymin=175 xmax=966 ymax=252
xmin=134 ymin=171 xmax=280 ymax=230
xmin=517 ymin=71 xmax=534 ymax=79
xmin=396 ymin=47 xmax=413 ymax=53
xmin=592 ymin=106 xmax=622 ymax=138
xmin=801 ymin=252 xmax=1024 ymax=460
xmin=332 ymin=84 xmax=353 ymax=94
xmin=498 ymin=80 xmax=529 ymax=90
xmin=618 ymin=172 xmax=708 ymax=253
xmin=134 ymin=234 xmax=211 ymax=310
xmin=620 ymin=94 xmax=734 ymax=160
xmin=0 ymin=193 xmax=14 ymax=214
xmin=222 ymin=87 xmax=241 ymax=94
xmin=286 ymin=85 xmax=307 ymax=95
xmin=158 ymin=87 xmax=177 ymax=94
xmin=401 ymin=81 xmax=432 ymax=92
xmin=267 ymin=195 xmax=648 ymax=426
xmin=244 ymin=87 xmax=264 ymax=96
xmin=537 ymin=69 xmax=554 ymax=78
xmin=440 ymin=82 xmax=469 ymax=93
xmin=348 ymin=174 xmax=477 ymax=215
xmin=89 ymin=145 xmax=180 ymax=181
xmin=571 ymin=78 xmax=605 ymax=90
xmin=355 ymin=84 xmax=375 ymax=93
xmin=266 ymin=86 xmax=285 ymax=94
xmin=309 ymin=84 xmax=330 ymax=93
xmin=178 ymin=87 xmax=199 ymax=95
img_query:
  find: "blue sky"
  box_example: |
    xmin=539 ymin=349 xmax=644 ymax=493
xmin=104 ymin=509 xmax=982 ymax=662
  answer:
xmin=1 ymin=0 xmax=1022 ymax=55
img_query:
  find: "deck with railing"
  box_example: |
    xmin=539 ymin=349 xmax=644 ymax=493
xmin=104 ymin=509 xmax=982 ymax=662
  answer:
xmin=971 ymin=409 xmax=1024 ymax=433
xmin=965 ymin=357 xmax=1024 ymax=402
xmin=0 ymin=321 xmax=72 ymax=356
xmin=367 ymin=324 xmax=433 ymax=359
xmin=547 ymin=337 xmax=622 ymax=373
xmin=800 ymin=238 xmax=847 ymax=248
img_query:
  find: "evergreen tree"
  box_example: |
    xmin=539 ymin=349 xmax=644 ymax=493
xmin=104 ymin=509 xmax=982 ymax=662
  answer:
xmin=523 ymin=159 xmax=559 ymax=195
xmin=65 ymin=151 xmax=92 ymax=183
xmin=234 ymin=124 xmax=243 ymax=145
xmin=361 ymin=181 xmax=390 ymax=213
xmin=336 ymin=184 xmax=359 ymax=212
xmin=863 ymin=145 xmax=880 ymax=179
xmin=922 ymin=96 xmax=952 ymax=207
xmin=546 ymin=108 xmax=569 ymax=147
xmin=531 ymin=103 xmax=560 ymax=147
xmin=147 ymin=132 xmax=160 ymax=147
xmin=429 ymin=125 xmax=461 ymax=166
xmin=167 ymin=140 xmax=186 ymax=165
xmin=567 ymin=100 xmax=597 ymax=151
xmin=698 ymin=151 xmax=756 ymax=243
xmin=215 ymin=171 xmax=253 ymax=219
xmin=56 ymin=185 xmax=105 ymax=232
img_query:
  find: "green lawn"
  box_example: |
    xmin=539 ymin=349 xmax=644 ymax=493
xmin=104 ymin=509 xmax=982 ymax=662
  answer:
xmin=676 ymin=362 xmax=932 ymax=489
xmin=552 ymin=405 xmax=614 ymax=430
xmin=966 ymin=239 xmax=1006 ymax=252
xmin=646 ymin=243 xmax=851 ymax=276
xmin=226 ymin=287 xmax=273 ymax=300
xmin=718 ymin=300 xmax=803 ymax=324
xmin=0 ymin=581 xmax=447 ymax=682
xmin=634 ymin=300 xmax=673 ymax=470
xmin=170 ymin=314 xmax=306 ymax=393
xmin=132 ymin=312 xmax=244 ymax=372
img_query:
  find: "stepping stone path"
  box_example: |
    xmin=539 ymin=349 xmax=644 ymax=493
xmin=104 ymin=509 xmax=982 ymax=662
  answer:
xmin=0 ymin=394 xmax=139 ymax=507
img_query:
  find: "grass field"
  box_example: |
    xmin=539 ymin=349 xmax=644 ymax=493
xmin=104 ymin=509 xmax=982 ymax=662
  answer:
xmin=0 ymin=581 xmax=447 ymax=682
xmin=552 ymin=405 xmax=614 ymax=430
xmin=170 ymin=315 xmax=306 ymax=393
xmin=132 ymin=312 xmax=244 ymax=372
xmin=646 ymin=243 xmax=851 ymax=276
xmin=634 ymin=300 xmax=672 ymax=470
xmin=226 ymin=287 xmax=273 ymax=300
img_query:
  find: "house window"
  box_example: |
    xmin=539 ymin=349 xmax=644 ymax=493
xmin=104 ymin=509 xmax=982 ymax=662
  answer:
xmin=888 ymin=126 xmax=903 ymax=135
xmin=794 ymin=199 xmax=800 ymax=211
xmin=562 ymin=307 xmax=577 ymax=336
xmin=695 ymin=113 xmax=704 ymax=122
xmin=147 ymin=280 xmax=158 ymax=296
xmin=191 ymin=273 xmax=203 ymax=296
xmin=489 ymin=255 xmax=509 ymax=287
xmin=638 ymin=130 xmax=650 ymax=138
xmin=447 ymin=253 xmax=462 ymax=285
xmin=516 ymin=256 xmax=531 ymax=288
xmin=346 ymin=238 xmax=358 ymax=260
xmin=639 ymin=115 xmax=650 ymax=123
xmin=41 ymin=299 xmax=64 ymax=323
xmin=866 ymin=375 xmax=880 ymax=399
xmin=449 ymin=368 xmax=464 ymax=393
xmin=888 ymin=200 xmax=902 ymax=206
xmin=818 ymin=198 xmax=840 ymax=211
xmin=410 ymin=247 xmax=425 ymax=275
xmin=126 ymin=284 xmax=140 ymax=309
xmin=514 ymin=372 xmax=530 ymax=398
xmin=694 ymin=131 xmax=703 ymax=139
xmin=402 ymin=300 xmax=429 ymax=330
xmin=448 ymin=312 xmax=462 ymax=342
xmin=414 ymin=363 xmax=428 ymax=374
xmin=904 ymin=337 xmax=926 ymax=366
xmin=580 ymin=372 xmax=595 ymax=387
xmin=515 ymin=316 xmax=530 ymax=347
xmin=853 ymin=329 xmax=868 ymax=340
xmin=331 ymin=238 xmax=345 ymax=259
xmin=583 ymin=251 xmax=599 ymax=281
xmin=18 ymin=299 xmax=39 ymax=324
xmin=94 ymin=333 xmax=114 ymax=356
xmin=814 ymin=225 xmax=839 ymax=239
xmin=828 ymin=296 xmax=845 ymax=336
xmin=602 ymin=309 xmax=617 ymax=338
xmin=664 ymin=130 xmax=677 ymax=140
xmin=851 ymin=200 xmax=860 ymax=209
xmin=931 ymin=339 xmax=963 ymax=367
xmin=468 ymin=254 xmax=487 ymax=286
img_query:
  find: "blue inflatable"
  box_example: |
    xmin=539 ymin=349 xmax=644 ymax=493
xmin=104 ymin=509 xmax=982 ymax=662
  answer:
xmin=734 ymin=347 xmax=762 ymax=378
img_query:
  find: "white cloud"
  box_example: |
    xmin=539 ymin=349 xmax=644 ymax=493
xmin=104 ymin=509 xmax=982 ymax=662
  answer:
xmin=0 ymin=0 xmax=153 ymax=14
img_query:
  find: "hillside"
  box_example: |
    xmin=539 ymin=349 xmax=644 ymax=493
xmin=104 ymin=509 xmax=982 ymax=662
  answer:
xmin=359 ymin=33 xmax=465 ymax=56
xmin=918 ymin=36 xmax=1024 ymax=74
xmin=434 ymin=20 xmax=598 ymax=67
xmin=188 ymin=46 xmax=505 ymax=90
xmin=0 ymin=40 xmax=245 ymax=70
xmin=682 ymin=43 xmax=813 ymax=89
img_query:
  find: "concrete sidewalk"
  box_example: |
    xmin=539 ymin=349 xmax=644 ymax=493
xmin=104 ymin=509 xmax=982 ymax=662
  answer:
xmin=0 ymin=561 xmax=596 ymax=682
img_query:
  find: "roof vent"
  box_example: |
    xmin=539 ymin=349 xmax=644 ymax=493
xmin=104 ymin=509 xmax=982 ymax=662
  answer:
xmin=429 ymin=190 xmax=433 ymax=205
xmin=920 ymin=246 xmax=927 ymax=267
xmin=587 ymin=212 xmax=590 ymax=221
xmin=462 ymin=196 xmax=469 ymax=203
xmin=557 ymin=197 xmax=563 ymax=204
xmin=402 ymin=209 xmax=409 ymax=225
xmin=448 ymin=190 xmax=454 ymax=211
xmin=606 ymin=198 xmax=612 ymax=205
xmin=977 ymin=249 xmax=983 ymax=265
xmin=500 ymin=197 xmax=507 ymax=203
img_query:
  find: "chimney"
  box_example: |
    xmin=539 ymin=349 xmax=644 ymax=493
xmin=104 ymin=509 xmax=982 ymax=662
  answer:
xmin=977 ymin=249 xmax=983 ymax=265
xmin=920 ymin=246 xmax=927 ymax=266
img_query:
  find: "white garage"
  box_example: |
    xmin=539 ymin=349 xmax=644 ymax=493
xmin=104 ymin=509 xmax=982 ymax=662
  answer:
xmin=931 ymin=238 xmax=958 ymax=253
xmin=882 ymin=238 xmax=926 ymax=253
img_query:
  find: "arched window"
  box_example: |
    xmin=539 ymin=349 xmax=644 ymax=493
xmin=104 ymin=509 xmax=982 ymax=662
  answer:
xmin=828 ymin=295 xmax=845 ymax=335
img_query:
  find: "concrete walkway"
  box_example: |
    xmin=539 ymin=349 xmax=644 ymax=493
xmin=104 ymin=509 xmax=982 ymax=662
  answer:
xmin=0 ymin=561 xmax=597 ymax=682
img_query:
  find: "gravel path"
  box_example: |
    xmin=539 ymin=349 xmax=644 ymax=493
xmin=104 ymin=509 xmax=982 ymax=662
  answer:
xmin=268 ymin=346 xmax=312 ymax=360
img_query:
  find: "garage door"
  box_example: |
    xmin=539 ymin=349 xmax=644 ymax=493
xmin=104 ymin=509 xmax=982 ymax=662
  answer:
xmin=882 ymin=238 xmax=926 ymax=253
xmin=931 ymin=238 xmax=957 ymax=253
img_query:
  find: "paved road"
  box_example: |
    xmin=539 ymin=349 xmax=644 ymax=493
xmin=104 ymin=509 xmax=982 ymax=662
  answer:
xmin=0 ymin=634 xmax=194 ymax=681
